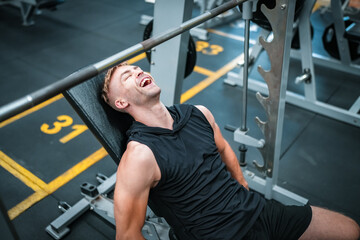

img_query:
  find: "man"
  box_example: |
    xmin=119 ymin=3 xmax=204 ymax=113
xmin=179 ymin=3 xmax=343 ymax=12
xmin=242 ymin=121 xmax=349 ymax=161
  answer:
xmin=102 ymin=63 xmax=360 ymax=240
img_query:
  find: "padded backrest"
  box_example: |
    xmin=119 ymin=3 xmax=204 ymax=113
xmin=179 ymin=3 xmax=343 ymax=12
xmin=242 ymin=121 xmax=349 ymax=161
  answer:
xmin=63 ymin=73 xmax=134 ymax=165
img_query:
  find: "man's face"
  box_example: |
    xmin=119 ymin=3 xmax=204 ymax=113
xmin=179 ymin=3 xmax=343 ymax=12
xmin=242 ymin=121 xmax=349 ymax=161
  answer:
xmin=108 ymin=65 xmax=161 ymax=111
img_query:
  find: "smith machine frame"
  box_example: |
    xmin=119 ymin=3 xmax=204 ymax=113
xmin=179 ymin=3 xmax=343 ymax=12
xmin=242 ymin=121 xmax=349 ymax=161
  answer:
xmin=0 ymin=0 xmax=310 ymax=239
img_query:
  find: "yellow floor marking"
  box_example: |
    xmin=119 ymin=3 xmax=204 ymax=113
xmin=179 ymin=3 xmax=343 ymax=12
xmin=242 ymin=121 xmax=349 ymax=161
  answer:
xmin=46 ymin=148 xmax=107 ymax=192
xmin=181 ymin=55 xmax=243 ymax=103
xmin=7 ymin=147 xmax=108 ymax=220
xmin=128 ymin=52 xmax=146 ymax=64
xmin=207 ymin=28 xmax=257 ymax=45
xmin=313 ymin=0 xmax=329 ymax=12
xmin=0 ymin=151 xmax=48 ymax=191
xmin=8 ymin=190 xmax=48 ymax=220
xmin=193 ymin=66 xmax=215 ymax=77
xmin=59 ymin=125 xmax=89 ymax=144
xmin=0 ymin=94 xmax=64 ymax=128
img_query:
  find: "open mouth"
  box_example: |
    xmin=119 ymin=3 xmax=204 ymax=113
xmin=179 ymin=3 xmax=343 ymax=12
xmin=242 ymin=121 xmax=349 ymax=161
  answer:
xmin=140 ymin=77 xmax=152 ymax=87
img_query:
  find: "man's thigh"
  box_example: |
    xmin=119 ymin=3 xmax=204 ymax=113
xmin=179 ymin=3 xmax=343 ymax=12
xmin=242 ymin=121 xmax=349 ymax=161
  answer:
xmin=299 ymin=206 xmax=360 ymax=240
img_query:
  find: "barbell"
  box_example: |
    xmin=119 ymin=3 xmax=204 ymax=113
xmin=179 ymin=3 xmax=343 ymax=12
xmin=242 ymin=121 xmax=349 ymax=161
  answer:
xmin=0 ymin=0 xmax=247 ymax=122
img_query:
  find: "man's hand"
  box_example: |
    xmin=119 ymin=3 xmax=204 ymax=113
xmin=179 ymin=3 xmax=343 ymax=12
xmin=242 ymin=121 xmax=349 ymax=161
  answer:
xmin=238 ymin=177 xmax=249 ymax=190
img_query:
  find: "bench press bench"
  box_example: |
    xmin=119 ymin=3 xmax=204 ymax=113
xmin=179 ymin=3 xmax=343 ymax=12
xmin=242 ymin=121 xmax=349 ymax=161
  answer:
xmin=46 ymin=74 xmax=173 ymax=240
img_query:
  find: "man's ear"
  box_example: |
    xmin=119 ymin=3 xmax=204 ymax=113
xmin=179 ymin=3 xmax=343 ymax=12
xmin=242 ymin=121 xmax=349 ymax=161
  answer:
xmin=114 ymin=98 xmax=129 ymax=111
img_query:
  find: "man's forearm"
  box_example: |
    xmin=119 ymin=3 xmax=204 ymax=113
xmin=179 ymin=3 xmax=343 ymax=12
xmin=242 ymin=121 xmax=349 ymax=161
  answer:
xmin=220 ymin=141 xmax=248 ymax=189
xmin=116 ymin=224 xmax=146 ymax=240
xmin=116 ymin=231 xmax=145 ymax=240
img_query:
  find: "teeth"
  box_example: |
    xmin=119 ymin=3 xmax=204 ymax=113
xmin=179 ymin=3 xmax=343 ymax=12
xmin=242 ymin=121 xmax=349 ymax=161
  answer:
xmin=140 ymin=77 xmax=151 ymax=87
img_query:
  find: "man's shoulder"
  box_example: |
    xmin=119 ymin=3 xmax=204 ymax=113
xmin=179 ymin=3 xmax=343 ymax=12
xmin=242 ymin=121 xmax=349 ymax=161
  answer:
xmin=122 ymin=141 xmax=156 ymax=166
xmin=193 ymin=104 xmax=206 ymax=113
xmin=173 ymin=103 xmax=207 ymax=116
xmin=193 ymin=105 xmax=214 ymax=123
xmin=118 ymin=141 xmax=161 ymax=188
xmin=126 ymin=140 xmax=153 ymax=155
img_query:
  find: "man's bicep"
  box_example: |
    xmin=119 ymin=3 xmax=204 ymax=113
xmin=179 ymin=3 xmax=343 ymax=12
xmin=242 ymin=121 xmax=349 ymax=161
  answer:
xmin=114 ymin=169 xmax=150 ymax=230
xmin=113 ymin=143 xmax=158 ymax=238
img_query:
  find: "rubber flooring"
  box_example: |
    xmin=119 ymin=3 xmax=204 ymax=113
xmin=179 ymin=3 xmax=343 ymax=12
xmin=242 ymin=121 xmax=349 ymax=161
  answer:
xmin=0 ymin=1 xmax=359 ymax=239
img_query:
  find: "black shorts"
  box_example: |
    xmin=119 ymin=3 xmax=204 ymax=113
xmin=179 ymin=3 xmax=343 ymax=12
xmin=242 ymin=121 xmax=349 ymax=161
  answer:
xmin=243 ymin=200 xmax=312 ymax=240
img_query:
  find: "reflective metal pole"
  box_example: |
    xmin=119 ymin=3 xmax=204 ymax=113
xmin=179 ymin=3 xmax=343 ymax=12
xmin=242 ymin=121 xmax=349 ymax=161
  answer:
xmin=239 ymin=0 xmax=254 ymax=167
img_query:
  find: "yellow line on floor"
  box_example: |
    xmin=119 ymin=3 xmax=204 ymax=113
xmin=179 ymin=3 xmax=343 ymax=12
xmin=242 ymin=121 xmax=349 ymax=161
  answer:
xmin=193 ymin=66 xmax=215 ymax=76
xmin=312 ymin=1 xmax=329 ymax=12
xmin=0 ymin=94 xmax=64 ymax=128
xmin=207 ymin=28 xmax=257 ymax=45
xmin=7 ymin=147 xmax=108 ymax=220
xmin=7 ymin=190 xmax=48 ymax=221
xmin=0 ymin=151 xmax=48 ymax=192
xmin=46 ymin=148 xmax=108 ymax=192
xmin=181 ymin=55 xmax=242 ymax=103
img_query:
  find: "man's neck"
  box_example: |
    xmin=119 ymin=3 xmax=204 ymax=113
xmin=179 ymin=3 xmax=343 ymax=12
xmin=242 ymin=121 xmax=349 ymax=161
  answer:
xmin=130 ymin=102 xmax=174 ymax=130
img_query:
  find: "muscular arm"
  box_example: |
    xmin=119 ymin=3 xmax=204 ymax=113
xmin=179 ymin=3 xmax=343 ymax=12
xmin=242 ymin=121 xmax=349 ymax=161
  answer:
xmin=114 ymin=141 xmax=161 ymax=240
xmin=196 ymin=105 xmax=249 ymax=190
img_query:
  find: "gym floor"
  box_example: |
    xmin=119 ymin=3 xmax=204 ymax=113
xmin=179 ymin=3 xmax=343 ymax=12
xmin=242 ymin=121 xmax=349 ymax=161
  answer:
xmin=0 ymin=0 xmax=359 ymax=239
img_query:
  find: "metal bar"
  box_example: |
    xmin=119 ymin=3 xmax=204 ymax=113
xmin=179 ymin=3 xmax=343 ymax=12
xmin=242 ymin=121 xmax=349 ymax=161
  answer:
xmin=46 ymin=173 xmax=117 ymax=239
xmin=0 ymin=0 xmax=247 ymax=122
xmin=271 ymin=0 xmax=296 ymax=182
xmin=349 ymin=97 xmax=360 ymax=114
xmin=239 ymin=18 xmax=251 ymax=166
xmin=331 ymin=0 xmax=351 ymax=65
xmin=240 ymin=0 xmax=253 ymax=131
xmin=241 ymin=19 xmax=250 ymax=131
xmin=298 ymin=0 xmax=317 ymax=102
xmin=0 ymin=65 xmax=98 ymax=123
xmin=48 ymin=198 xmax=91 ymax=233
xmin=291 ymin=51 xmax=360 ymax=76
xmin=237 ymin=0 xmax=254 ymax=167
xmin=243 ymin=170 xmax=308 ymax=206
xmin=237 ymin=77 xmax=360 ymax=127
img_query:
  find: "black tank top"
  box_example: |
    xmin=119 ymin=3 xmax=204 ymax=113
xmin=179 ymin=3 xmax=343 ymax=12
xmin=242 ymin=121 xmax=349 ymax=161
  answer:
xmin=127 ymin=104 xmax=265 ymax=239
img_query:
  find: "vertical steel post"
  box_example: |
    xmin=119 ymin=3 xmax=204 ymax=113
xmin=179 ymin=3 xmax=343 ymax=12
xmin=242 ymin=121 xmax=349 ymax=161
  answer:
xmin=150 ymin=0 xmax=194 ymax=106
xmin=269 ymin=0 xmax=296 ymax=192
xmin=331 ymin=0 xmax=351 ymax=65
xmin=299 ymin=0 xmax=317 ymax=102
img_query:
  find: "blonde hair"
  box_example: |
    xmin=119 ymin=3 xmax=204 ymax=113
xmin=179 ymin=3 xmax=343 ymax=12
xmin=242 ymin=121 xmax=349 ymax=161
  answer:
xmin=101 ymin=61 xmax=128 ymax=105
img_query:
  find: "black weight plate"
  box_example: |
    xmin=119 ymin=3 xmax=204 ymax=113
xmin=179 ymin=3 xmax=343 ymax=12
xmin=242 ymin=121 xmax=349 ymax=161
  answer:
xmin=143 ymin=20 xmax=196 ymax=78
